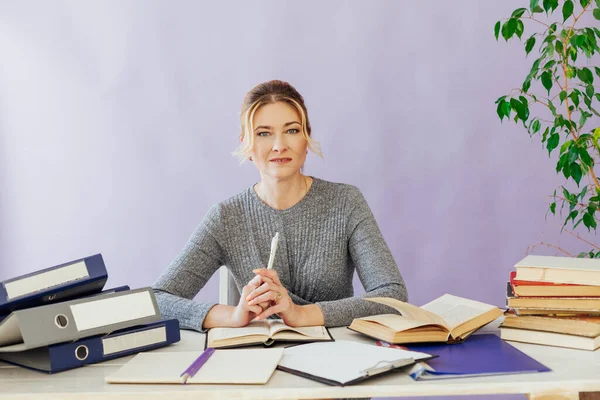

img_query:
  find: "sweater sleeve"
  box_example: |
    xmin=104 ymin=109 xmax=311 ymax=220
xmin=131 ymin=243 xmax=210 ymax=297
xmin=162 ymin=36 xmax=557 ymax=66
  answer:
xmin=152 ymin=205 xmax=225 ymax=332
xmin=316 ymin=186 xmax=408 ymax=327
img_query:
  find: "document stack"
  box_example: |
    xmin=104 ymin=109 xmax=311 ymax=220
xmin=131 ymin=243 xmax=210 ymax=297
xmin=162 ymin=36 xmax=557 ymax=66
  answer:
xmin=500 ymin=255 xmax=600 ymax=350
xmin=0 ymin=254 xmax=180 ymax=373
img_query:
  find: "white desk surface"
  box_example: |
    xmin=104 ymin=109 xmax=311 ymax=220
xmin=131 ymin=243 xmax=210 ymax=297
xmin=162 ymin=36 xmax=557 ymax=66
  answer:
xmin=0 ymin=318 xmax=599 ymax=400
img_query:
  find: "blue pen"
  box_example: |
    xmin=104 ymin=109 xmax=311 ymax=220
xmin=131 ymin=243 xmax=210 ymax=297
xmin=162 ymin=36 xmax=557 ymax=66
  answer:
xmin=180 ymin=347 xmax=216 ymax=384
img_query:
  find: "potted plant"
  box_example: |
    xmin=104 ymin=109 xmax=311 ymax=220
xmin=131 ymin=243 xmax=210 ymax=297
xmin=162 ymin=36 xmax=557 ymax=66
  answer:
xmin=495 ymin=0 xmax=600 ymax=256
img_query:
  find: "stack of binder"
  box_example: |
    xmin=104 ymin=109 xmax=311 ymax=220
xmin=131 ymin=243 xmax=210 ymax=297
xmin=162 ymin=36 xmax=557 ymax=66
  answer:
xmin=0 ymin=254 xmax=180 ymax=373
xmin=500 ymin=255 xmax=600 ymax=351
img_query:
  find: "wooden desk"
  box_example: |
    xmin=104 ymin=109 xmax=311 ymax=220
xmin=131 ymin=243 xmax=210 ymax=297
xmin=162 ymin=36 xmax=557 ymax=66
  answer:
xmin=1 ymin=321 xmax=599 ymax=400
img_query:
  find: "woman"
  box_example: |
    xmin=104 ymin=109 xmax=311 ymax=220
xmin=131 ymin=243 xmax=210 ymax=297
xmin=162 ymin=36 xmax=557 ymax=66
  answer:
xmin=152 ymin=80 xmax=407 ymax=331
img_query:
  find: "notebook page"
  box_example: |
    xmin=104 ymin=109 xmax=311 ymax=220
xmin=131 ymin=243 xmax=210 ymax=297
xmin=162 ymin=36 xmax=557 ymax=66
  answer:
xmin=279 ymin=340 xmax=431 ymax=385
xmin=106 ymin=349 xmax=283 ymax=384
xmin=421 ymin=294 xmax=496 ymax=330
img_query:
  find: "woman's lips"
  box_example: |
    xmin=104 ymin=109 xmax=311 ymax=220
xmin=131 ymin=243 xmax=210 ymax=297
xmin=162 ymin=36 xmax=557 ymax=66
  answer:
xmin=270 ymin=158 xmax=292 ymax=164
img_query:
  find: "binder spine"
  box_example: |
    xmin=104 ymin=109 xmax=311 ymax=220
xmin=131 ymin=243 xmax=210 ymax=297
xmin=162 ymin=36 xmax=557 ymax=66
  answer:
xmin=49 ymin=319 xmax=180 ymax=373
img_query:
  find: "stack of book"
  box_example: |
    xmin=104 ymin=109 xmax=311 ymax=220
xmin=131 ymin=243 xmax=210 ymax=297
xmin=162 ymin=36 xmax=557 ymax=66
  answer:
xmin=500 ymin=255 xmax=600 ymax=351
xmin=0 ymin=254 xmax=180 ymax=373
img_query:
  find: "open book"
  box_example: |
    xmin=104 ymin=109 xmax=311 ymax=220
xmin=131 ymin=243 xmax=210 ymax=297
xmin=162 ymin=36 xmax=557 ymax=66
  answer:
xmin=348 ymin=294 xmax=503 ymax=344
xmin=206 ymin=319 xmax=332 ymax=349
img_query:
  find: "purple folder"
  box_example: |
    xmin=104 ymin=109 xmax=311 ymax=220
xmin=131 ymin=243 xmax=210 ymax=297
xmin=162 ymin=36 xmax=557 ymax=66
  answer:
xmin=402 ymin=334 xmax=550 ymax=380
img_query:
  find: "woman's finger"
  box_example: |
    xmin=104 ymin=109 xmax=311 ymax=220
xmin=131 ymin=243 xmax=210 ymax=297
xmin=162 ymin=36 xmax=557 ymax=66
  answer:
xmin=255 ymin=302 xmax=286 ymax=321
xmin=245 ymin=281 xmax=277 ymax=301
xmin=248 ymin=290 xmax=279 ymax=306
xmin=252 ymin=268 xmax=282 ymax=286
xmin=248 ymin=304 xmax=263 ymax=315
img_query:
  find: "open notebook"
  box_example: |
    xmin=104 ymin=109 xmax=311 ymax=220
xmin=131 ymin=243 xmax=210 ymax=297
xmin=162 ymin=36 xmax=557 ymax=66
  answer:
xmin=106 ymin=348 xmax=283 ymax=385
xmin=206 ymin=319 xmax=332 ymax=349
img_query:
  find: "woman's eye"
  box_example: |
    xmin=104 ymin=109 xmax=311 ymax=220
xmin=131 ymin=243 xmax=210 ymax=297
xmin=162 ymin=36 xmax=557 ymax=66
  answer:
xmin=257 ymin=131 xmax=270 ymax=137
xmin=287 ymin=129 xmax=299 ymax=134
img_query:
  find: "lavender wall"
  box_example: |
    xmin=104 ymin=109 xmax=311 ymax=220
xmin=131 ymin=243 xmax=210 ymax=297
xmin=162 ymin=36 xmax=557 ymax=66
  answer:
xmin=0 ymin=0 xmax=589 ymax=310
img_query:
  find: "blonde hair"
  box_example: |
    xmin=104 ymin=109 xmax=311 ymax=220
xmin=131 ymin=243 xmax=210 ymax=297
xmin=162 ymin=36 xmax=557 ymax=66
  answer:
xmin=233 ymin=80 xmax=323 ymax=163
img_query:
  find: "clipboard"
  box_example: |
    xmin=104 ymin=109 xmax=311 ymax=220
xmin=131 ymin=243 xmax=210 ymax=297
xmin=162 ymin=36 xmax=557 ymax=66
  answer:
xmin=276 ymin=340 xmax=435 ymax=386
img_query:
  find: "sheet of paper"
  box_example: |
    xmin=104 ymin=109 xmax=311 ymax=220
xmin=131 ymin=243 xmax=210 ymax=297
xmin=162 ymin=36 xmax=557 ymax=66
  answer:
xmin=279 ymin=340 xmax=431 ymax=385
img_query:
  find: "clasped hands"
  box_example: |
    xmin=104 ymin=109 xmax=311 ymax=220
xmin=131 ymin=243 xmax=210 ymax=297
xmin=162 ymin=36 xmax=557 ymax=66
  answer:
xmin=232 ymin=268 xmax=301 ymax=327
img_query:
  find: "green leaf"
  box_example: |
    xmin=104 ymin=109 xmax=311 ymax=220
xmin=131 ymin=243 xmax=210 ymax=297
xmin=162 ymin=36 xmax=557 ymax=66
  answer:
xmin=543 ymin=0 xmax=559 ymax=12
xmin=594 ymin=8 xmax=600 ymax=20
xmin=578 ymin=67 xmax=594 ymax=84
xmin=587 ymin=84 xmax=595 ymax=98
xmin=496 ymin=101 xmax=506 ymax=120
xmin=580 ymin=112 xmax=589 ymax=128
xmin=530 ymin=0 xmax=539 ymax=11
xmin=595 ymin=67 xmax=600 ymax=78
xmin=512 ymin=8 xmax=527 ymax=18
xmin=562 ymin=0 xmax=574 ymax=21
xmin=581 ymin=0 xmax=591 ymax=7
xmin=516 ymin=19 xmax=524 ymax=39
xmin=550 ymin=202 xmax=556 ymax=214
xmin=566 ymin=67 xmax=575 ymax=78
xmin=583 ymin=213 xmax=597 ymax=230
xmin=541 ymin=71 xmax=553 ymax=94
xmin=560 ymin=139 xmax=573 ymax=154
xmin=571 ymin=162 xmax=583 ymax=185
xmin=503 ymin=19 xmax=518 ymax=41
xmin=494 ymin=21 xmax=500 ymax=40
xmin=522 ymin=78 xmax=531 ymax=92
xmin=548 ymin=99 xmax=557 ymax=115
xmin=542 ymin=60 xmax=556 ymax=69
xmin=569 ymin=91 xmax=580 ymax=107
xmin=495 ymin=95 xmax=506 ymax=104
xmin=559 ymin=90 xmax=567 ymax=103
xmin=511 ymin=98 xmax=528 ymax=121
xmin=532 ymin=119 xmax=541 ymax=133
xmin=542 ymin=127 xmax=550 ymax=142
xmin=569 ymin=210 xmax=579 ymax=223
xmin=547 ymin=132 xmax=560 ymax=154
xmin=570 ymin=45 xmax=578 ymax=62
xmin=555 ymin=39 xmax=564 ymax=54
xmin=579 ymin=147 xmax=594 ymax=167
xmin=568 ymin=145 xmax=579 ymax=163
xmin=533 ymin=5 xmax=544 ymax=12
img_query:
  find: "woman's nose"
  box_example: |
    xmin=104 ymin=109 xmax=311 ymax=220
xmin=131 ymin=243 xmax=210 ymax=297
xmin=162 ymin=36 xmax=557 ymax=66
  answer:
xmin=271 ymin=133 xmax=288 ymax=152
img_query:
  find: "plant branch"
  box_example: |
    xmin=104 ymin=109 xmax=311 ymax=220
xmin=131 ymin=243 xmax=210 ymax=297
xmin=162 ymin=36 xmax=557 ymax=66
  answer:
xmin=526 ymin=242 xmax=574 ymax=256
xmin=561 ymin=227 xmax=600 ymax=251
xmin=524 ymin=15 xmax=550 ymax=28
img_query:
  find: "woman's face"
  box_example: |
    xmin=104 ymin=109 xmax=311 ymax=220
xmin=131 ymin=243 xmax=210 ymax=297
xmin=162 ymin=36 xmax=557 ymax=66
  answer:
xmin=250 ymin=102 xmax=308 ymax=181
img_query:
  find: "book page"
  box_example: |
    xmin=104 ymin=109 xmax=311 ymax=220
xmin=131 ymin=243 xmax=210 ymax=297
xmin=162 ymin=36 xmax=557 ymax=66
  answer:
xmin=208 ymin=320 xmax=270 ymax=343
xmin=421 ymin=294 xmax=496 ymax=330
xmin=268 ymin=320 xmax=327 ymax=339
xmin=357 ymin=314 xmax=447 ymax=332
xmin=365 ymin=298 xmax=448 ymax=328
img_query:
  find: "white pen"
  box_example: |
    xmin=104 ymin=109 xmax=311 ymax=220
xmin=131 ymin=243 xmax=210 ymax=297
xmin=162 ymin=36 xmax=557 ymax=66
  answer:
xmin=266 ymin=232 xmax=279 ymax=270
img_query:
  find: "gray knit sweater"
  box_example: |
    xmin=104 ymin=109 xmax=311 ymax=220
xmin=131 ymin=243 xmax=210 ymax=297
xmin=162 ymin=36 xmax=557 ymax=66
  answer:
xmin=152 ymin=177 xmax=408 ymax=331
